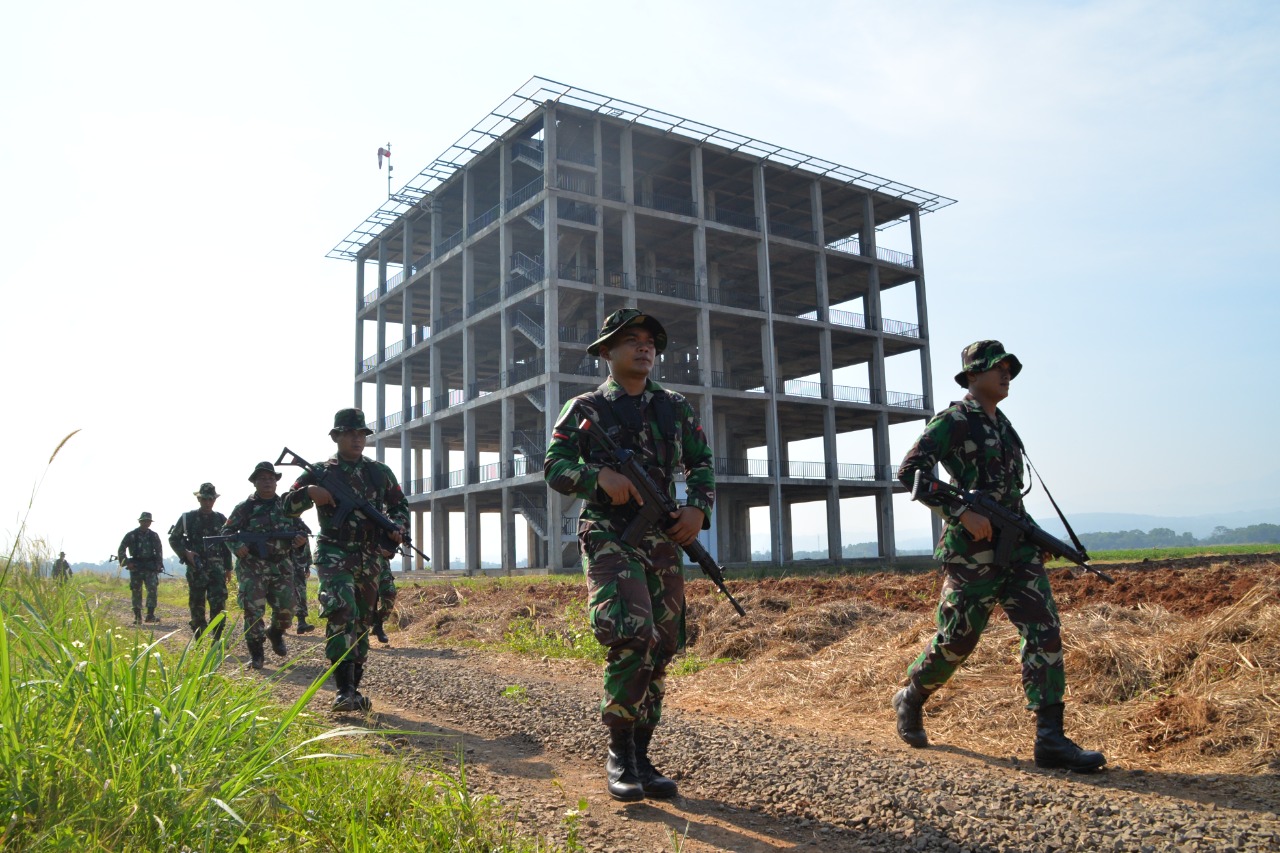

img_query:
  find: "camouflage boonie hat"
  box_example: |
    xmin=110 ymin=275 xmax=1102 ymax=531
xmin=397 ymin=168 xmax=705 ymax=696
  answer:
xmin=248 ymin=461 xmax=283 ymax=482
xmin=954 ymin=340 xmax=1023 ymax=388
xmin=194 ymin=482 xmax=220 ymax=499
xmin=329 ymin=407 xmax=374 ymax=437
xmin=587 ymin=308 xmax=668 ymax=356
xmin=138 ymin=512 xmax=154 ymax=523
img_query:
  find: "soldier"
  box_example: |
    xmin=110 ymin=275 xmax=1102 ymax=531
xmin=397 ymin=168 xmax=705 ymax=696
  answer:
xmin=118 ymin=512 xmax=164 ymax=624
xmin=282 ymin=408 xmax=409 ymax=712
xmin=894 ymin=340 xmax=1105 ymax=772
xmin=291 ymin=517 xmax=316 ymax=634
xmin=51 ymin=552 xmax=72 ymax=581
xmin=222 ymin=462 xmax=302 ymax=670
xmin=168 ymin=482 xmax=232 ymax=639
xmin=545 ymin=309 xmax=715 ymax=802
xmin=372 ymin=552 xmax=396 ymax=644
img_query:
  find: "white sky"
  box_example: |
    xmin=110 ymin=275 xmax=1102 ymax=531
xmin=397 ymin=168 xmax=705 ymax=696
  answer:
xmin=2 ymin=0 xmax=1277 ymax=563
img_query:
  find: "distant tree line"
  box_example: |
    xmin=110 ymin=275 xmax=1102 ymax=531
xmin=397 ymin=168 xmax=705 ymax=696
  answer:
xmin=1080 ymin=523 xmax=1280 ymax=550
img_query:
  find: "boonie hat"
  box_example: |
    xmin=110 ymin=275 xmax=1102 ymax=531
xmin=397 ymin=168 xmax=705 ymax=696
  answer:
xmin=587 ymin=308 xmax=668 ymax=356
xmin=954 ymin=340 xmax=1023 ymax=388
xmin=138 ymin=512 xmax=154 ymax=523
xmin=248 ymin=461 xmax=283 ymax=482
xmin=330 ymin=408 xmax=374 ymax=437
xmin=194 ymin=482 xmax=220 ymax=499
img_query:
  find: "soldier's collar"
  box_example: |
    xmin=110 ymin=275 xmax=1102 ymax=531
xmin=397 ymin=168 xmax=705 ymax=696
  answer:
xmin=601 ymin=376 xmax=662 ymax=401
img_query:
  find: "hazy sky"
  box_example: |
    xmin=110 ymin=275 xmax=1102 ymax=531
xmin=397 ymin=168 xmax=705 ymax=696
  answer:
xmin=2 ymin=1 xmax=1277 ymax=563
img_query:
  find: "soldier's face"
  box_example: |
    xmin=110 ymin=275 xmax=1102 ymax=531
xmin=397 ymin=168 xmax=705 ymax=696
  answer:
xmin=139 ymin=520 xmax=151 ymax=528
xmin=602 ymin=327 xmax=655 ymax=379
xmin=253 ymin=473 xmax=278 ymax=499
xmin=334 ymin=429 xmax=367 ymax=461
xmin=968 ymin=359 xmax=1013 ymax=404
xmin=198 ymin=496 xmax=216 ymax=512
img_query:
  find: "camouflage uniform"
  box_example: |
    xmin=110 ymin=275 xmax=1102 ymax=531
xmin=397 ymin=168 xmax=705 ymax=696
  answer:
xmin=282 ymin=437 xmax=409 ymax=669
xmin=222 ymin=492 xmax=297 ymax=644
xmin=897 ymin=342 xmax=1063 ymax=711
xmin=290 ymin=518 xmax=314 ymax=625
xmin=118 ymin=514 xmax=163 ymax=621
xmin=168 ymin=484 xmax=231 ymax=635
xmin=545 ymin=374 xmax=715 ymax=729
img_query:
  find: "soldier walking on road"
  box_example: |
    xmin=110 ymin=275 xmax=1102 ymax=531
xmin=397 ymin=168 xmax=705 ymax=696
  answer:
xmin=283 ymin=408 xmax=409 ymax=712
xmin=118 ymin=512 xmax=164 ymax=624
xmin=168 ymin=482 xmax=232 ymax=639
xmin=222 ymin=462 xmax=301 ymax=670
xmin=545 ymin=309 xmax=716 ymax=802
xmin=291 ymin=517 xmax=316 ymax=634
xmin=894 ymin=340 xmax=1106 ymax=773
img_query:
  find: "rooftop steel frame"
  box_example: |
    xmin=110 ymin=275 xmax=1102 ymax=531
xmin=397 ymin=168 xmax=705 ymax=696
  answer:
xmin=327 ymin=75 xmax=956 ymax=261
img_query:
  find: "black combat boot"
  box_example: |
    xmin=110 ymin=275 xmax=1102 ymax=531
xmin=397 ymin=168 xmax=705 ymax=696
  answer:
xmin=295 ymin=616 xmax=315 ymax=634
xmin=351 ymin=661 xmax=373 ymax=712
xmin=605 ymin=725 xmax=645 ymax=802
xmin=372 ymin=616 xmax=389 ymax=644
xmin=191 ymin=621 xmax=207 ymax=640
xmin=133 ymin=609 xmax=142 ymax=625
xmin=145 ymin=611 xmax=159 ymax=623
xmin=266 ymin=626 xmax=287 ymax=657
xmin=633 ymin=726 xmax=678 ymax=799
xmin=1034 ymin=703 xmax=1106 ymax=772
xmin=331 ymin=662 xmax=360 ymax=712
xmin=893 ymin=681 xmax=930 ymax=748
xmin=245 ymin=638 xmax=265 ymax=670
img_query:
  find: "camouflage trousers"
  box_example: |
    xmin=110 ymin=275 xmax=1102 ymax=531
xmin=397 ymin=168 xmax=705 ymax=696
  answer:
xmin=129 ymin=570 xmax=160 ymax=614
xmin=291 ymin=564 xmax=311 ymax=620
xmin=315 ymin=543 xmax=380 ymax=665
xmin=582 ymin=524 xmax=686 ymax=729
xmin=376 ymin=560 xmax=397 ymax=618
xmin=907 ymin=561 xmax=1065 ymax=710
xmin=186 ymin=558 xmax=228 ymax=632
xmin=236 ymin=557 xmax=295 ymax=642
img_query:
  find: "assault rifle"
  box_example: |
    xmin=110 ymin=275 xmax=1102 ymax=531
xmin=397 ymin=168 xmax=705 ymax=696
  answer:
xmin=910 ymin=470 xmax=1115 ymax=584
xmin=110 ymin=554 xmax=172 ymax=575
xmin=571 ymin=409 xmax=746 ymax=616
xmin=275 ymin=447 xmax=431 ymax=563
xmin=204 ymin=531 xmax=301 ymax=560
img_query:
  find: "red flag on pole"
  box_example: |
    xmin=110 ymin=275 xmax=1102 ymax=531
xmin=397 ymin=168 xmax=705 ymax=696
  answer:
xmin=378 ymin=145 xmax=391 ymax=169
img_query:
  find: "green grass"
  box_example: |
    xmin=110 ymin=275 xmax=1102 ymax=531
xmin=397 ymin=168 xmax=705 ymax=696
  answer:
xmin=0 ymin=556 xmax=557 ymax=852
xmin=1050 ymin=542 xmax=1280 ymax=565
xmin=500 ymin=601 xmax=605 ymax=664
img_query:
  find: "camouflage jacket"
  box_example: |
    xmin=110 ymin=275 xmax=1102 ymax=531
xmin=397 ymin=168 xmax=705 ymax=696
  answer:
xmin=221 ymin=494 xmax=296 ymax=563
xmin=282 ymin=455 xmax=409 ymax=549
xmin=117 ymin=527 xmax=163 ymax=571
xmin=545 ymin=376 xmax=715 ymax=532
xmin=168 ymin=509 xmax=229 ymax=566
xmin=897 ymin=395 xmax=1041 ymax=566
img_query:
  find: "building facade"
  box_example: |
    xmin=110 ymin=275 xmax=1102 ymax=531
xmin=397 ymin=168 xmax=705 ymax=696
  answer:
xmin=332 ymin=79 xmax=953 ymax=571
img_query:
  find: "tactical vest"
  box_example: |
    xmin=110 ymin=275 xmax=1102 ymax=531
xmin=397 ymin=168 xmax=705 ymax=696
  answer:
xmin=580 ymin=386 xmax=678 ymax=471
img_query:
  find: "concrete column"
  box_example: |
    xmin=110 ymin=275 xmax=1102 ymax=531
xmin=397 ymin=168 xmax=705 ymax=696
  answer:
xmin=500 ymin=395 xmax=515 ymax=574
xmin=354 ymin=260 xmax=365 ymax=407
xmin=755 ymin=163 xmax=784 ymax=566
xmin=621 ymin=127 xmax=637 ymax=292
xmin=375 ymin=239 xmax=388 ymax=461
xmin=910 ymin=209 xmax=935 ymax=413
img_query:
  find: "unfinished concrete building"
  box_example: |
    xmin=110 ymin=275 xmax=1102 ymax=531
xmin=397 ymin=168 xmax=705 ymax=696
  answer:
xmin=330 ymin=78 xmax=954 ymax=571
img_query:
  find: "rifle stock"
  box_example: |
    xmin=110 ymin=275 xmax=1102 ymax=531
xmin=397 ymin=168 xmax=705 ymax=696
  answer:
xmin=910 ymin=470 xmax=1114 ymax=584
xmin=573 ymin=410 xmax=746 ymax=616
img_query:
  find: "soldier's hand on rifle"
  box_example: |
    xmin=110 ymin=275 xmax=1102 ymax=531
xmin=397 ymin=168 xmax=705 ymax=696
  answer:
xmin=235 ymin=545 xmax=249 ymax=558
xmin=185 ymin=550 xmax=198 ymax=565
xmin=390 ymin=527 xmax=404 ymax=545
xmin=667 ymin=506 xmax=704 ymax=546
xmin=959 ymin=509 xmax=993 ymax=542
xmin=307 ymin=485 xmax=335 ymax=507
xmin=292 ymin=535 xmax=307 ymax=548
xmin=598 ymin=467 xmax=643 ymax=506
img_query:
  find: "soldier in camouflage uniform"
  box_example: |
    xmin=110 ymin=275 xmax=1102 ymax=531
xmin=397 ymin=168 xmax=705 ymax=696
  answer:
xmin=222 ymin=462 xmax=302 ymax=670
xmin=545 ymin=309 xmax=715 ymax=802
xmin=283 ymin=408 xmax=409 ymax=712
xmin=894 ymin=340 xmax=1105 ymax=772
xmin=52 ymin=552 xmax=71 ymax=581
xmin=290 ymin=517 xmax=316 ymax=634
xmin=118 ymin=512 xmax=164 ymax=624
xmin=168 ymin=482 xmax=232 ymax=639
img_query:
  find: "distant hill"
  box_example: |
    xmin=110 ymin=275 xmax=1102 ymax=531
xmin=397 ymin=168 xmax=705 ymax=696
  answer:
xmin=1035 ymin=508 xmax=1280 ymax=540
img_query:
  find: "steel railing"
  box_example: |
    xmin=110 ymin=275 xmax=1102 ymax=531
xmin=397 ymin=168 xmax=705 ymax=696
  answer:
xmin=433 ymin=229 xmax=463 ymax=260
xmin=557 ymin=264 xmax=596 ymax=284
xmin=713 ymin=209 xmax=759 ymax=231
xmin=506 ymin=175 xmax=545 ymax=211
xmin=636 ymin=274 xmax=700 ymax=301
xmin=826 ymin=235 xmax=862 ymax=255
xmin=558 ymin=201 xmax=597 ymax=225
xmin=707 ymin=286 xmax=764 ymax=311
xmin=769 ymin=221 xmax=816 ymax=244
xmin=556 ymin=172 xmax=594 ymax=194
xmin=469 ymin=203 xmax=501 ymax=234
xmin=558 ymin=146 xmax=596 ymax=166
xmin=882 ymin=317 xmax=920 ymax=338
xmin=829 ymin=308 xmax=867 ymax=329
xmin=876 ymin=246 xmax=915 ymax=267
xmin=637 ymin=191 xmax=697 ymax=217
